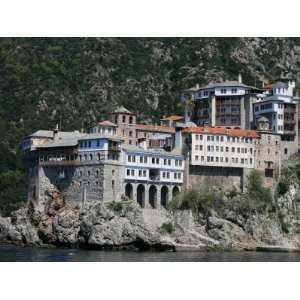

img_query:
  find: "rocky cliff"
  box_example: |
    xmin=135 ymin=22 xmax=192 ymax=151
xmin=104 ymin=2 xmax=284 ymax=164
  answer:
xmin=1 ymin=180 xmax=300 ymax=251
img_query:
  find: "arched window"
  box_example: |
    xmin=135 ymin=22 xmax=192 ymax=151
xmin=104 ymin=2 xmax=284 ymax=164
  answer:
xmin=129 ymin=116 xmax=133 ymax=124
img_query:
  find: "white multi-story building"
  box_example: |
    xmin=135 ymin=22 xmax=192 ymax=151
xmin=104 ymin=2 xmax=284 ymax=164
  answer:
xmin=181 ymin=76 xmax=260 ymax=129
xmin=122 ymin=146 xmax=184 ymax=208
xmin=182 ymin=127 xmax=258 ymax=169
xmin=179 ymin=125 xmax=282 ymax=190
xmin=253 ymin=80 xmax=298 ymax=160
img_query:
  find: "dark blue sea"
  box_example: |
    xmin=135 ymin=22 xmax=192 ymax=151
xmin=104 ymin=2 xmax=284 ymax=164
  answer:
xmin=1 ymin=244 xmax=300 ymax=261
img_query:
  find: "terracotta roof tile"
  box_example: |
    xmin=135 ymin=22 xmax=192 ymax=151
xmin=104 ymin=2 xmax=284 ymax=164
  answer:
xmin=136 ymin=124 xmax=175 ymax=133
xmin=160 ymin=115 xmax=184 ymax=121
xmin=97 ymin=120 xmax=117 ymax=127
xmin=182 ymin=126 xmax=259 ymax=138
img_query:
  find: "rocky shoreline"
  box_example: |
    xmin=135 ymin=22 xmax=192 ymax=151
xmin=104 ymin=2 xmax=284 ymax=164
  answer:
xmin=1 ymin=184 xmax=300 ymax=252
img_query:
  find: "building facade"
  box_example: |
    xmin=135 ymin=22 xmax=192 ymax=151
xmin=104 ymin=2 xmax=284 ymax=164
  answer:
xmin=181 ymin=78 xmax=260 ymax=129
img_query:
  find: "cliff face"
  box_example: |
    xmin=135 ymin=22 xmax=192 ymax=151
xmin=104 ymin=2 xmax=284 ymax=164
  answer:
xmin=2 ymin=37 xmax=300 ymax=216
xmin=1 ymin=182 xmax=300 ymax=251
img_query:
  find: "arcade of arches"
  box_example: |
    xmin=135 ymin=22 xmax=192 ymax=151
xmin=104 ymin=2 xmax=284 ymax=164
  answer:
xmin=124 ymin=182 xmax=181 ymax=208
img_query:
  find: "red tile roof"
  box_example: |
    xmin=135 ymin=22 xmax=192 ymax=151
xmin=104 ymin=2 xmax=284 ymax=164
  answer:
xmin=160 ymin=115 xmax=184 ymax=121
xmin=182 ymin=126 xmax=259 ymax=138
xmin=136 ymin=124 xmax=175 ymax=133
xmin=97 ymin=120 xmax=117 ymax=127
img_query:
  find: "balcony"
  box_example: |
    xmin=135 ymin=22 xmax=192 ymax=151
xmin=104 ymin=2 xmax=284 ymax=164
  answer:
xmin=149 ymin=169 xmax=160 ymax=181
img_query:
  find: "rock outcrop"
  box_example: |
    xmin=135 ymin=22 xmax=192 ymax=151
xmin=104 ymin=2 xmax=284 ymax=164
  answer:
xmin=1 ymin=184 xmax=300 ymax=251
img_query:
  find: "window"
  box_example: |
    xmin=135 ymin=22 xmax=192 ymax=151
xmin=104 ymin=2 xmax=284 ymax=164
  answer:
xmin=200 ymin=145 xmax=203 ymax=151
xmin=201 ymin=156 xmax=204 ymax=161
xmin=129 ymin=131 xmax=132 ymax=137
xmin=157 ymin=158 xmax=160 ymax=164
xmin=163 ymin=172 xmax=166 ymax=178
xmin=284 ymin=148 xmax=288 ymax=155
xmin=196 ymin=135 xmax=199 ymax=140
xmin=168 ymin=159 xmax=171 ymax=166
xmin=122 ymin=115 xmax=126 ymax=123
xmin=138 ymin=170 xmax=142 ymax=177
xmin=221 ymin=88 xmax=227 ymax=94
xmin=129 ymin=116 xmax=133 ymax=124
xmin=200 ymin=135 xmax=203 ymax=140
xmin=167 ymin=172 xmax=170 ymax=179
xmin=131 ymin=169 xmax=135 ymax=176
xmin=226 ymin=147 xmax=229 ymax=152
xmin=195 ymin=155 xmax=199 ymax=161
xmin=178 ymin=173 xmax=181 ymax=179
xmin=96 ymin=170 xmax=99 ymax=177
xmin=231 ymin=88 xmax=237 ymax=94
xmin=174 ymin=173 xmax=177 ymax=179
xmin=232 ymin=147 xmax=235 ymax=153
xmin=88 ymin=141 xmax=91 ymax=148
xmin=143 ymin=170 xmax=146 ymax=177
xmin=207 ymin=136 xmax=210 ymax=141
xmin=128 ymin=155 xmax=131 ymax=162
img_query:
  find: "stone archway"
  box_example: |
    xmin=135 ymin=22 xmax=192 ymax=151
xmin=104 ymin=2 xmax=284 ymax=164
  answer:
xmin=172 ymin=186 xmax=180 ymax=198
xmin=161 ymin=186 xmax=169 ymax=208
xmin=137 ymin=184 xmax=145 ymax=208
xmin=125 ymin=183 xmax=133 ymax=200
xmin=149 ymin=185 xmax=157 ymax=209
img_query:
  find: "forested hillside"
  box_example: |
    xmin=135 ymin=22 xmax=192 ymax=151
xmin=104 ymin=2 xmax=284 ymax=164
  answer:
xmin=1 ymin=37 xmax=300 ymax=215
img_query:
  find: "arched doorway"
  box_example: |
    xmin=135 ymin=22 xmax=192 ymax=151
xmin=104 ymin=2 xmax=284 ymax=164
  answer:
xmin=172 ymin=186 xmax=180 ymax=198
xmin=161 ymin=186 xmax=169 ymax=208
xmin=125 ymin=183 xmax=133 ymax=200
xmin=149 ymin=185 xmax=157 ymax=209
xmin=137 ymin=184 xmax=145 ymax=208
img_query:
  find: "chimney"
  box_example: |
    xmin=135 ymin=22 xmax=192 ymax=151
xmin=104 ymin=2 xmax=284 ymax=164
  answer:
xmin=238 ymin=73 xmax=242 ymax=83
xmin=53 ymin=124 xmax=59 ymax=140
xmin=175 ymin=127 xmax=183 ymax=151
xmin=138 ymin=138 xmax=147 ymax=150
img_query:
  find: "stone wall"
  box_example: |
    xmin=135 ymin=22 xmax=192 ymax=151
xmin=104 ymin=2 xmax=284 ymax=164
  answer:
xmin=187 ymin=165 xmax=244 ymax=191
